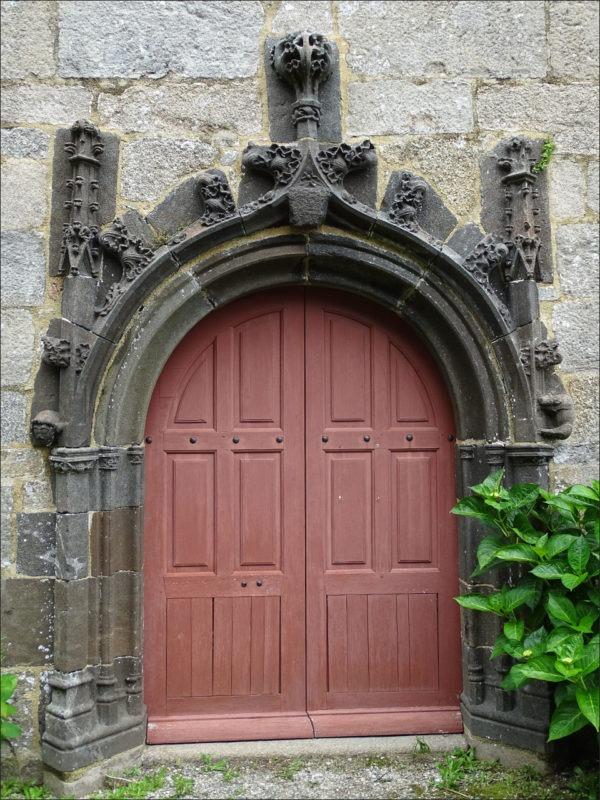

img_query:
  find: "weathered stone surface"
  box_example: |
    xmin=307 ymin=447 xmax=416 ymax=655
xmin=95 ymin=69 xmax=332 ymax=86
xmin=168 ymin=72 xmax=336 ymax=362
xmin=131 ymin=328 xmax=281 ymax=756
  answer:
xmin=121 ymin=139 xmax=217 ymax=201
xmin=0 ymin=128 xmax=50 ymax=160
xmin=91 ymin=508 xmax=142 ymax=576
xmin=1 ymin=578 xmax=54 ymax=666
xmin=587 ymin=161 xmax=599 ymax=214
xmin=1 ymin=391 xmax=27 ymax=444
xmin=55 ymin=513 xmax=89 ymax=580
xmin=1 ymin=309 xmax=35 ymax=387
xmin=0 ymin=1 xmax=56 ymax=79
xmin=553 ymin=372 xmax=600 ymax=465
xmin=552 ymin=462 xmax=600 ymax=492
xmin=379 ymin=136 xmax=480 ymax=217
xmin=556 ymin=224 xmax=599 ymax=297
xmin=553 ymin=300 xmax=599 ymax=371
xmin=477 ymin=84 xmax=599 ymax=155
xmin=339 ymin=1 xmax=546 ymax=78
xmin=348 ymin=80 xmax=473 ymax=136
xmin=58 ymin=1 xmax=264 ymax=78
xmin=16 ymin=513 xmax=56 ymax=577
xmin=1 ymin=86 xmax=93 ymax=127
xmin=447 ymin=223 xmax=485 ymax=259
xmin=1 ymin=448 xmax=46 ymax=480
xmin=0 ymin=162 xmax=47 ymax=230
xmin=1 ymin=232 xmax=46 ymax=306
xmin=548 ymin=1 xmax=599 ymax=80
xmin=98 ymin=83 xmax=261 ymax=136
xmin=53 ymin=578 xmax=96 ymax=671
xmin=21 ymin=481 xmax=54 ymax=514
xmin=272 ymin=1 xmax=333 ymax=32
xmin=550 ymin=159 xmax=586 ymax=220
xmin=381 ymin=171 xmax=457 ymax=240
xmin=146 ymin=177 xmax=203 ymax=239
xmin=1 ymin=480 xmax=14 ymax=570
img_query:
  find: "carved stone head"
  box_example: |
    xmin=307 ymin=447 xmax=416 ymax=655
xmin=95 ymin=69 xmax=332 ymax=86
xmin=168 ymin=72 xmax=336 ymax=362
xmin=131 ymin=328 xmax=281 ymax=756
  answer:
xmin=31 ymin=410 xmax=66 ymax=448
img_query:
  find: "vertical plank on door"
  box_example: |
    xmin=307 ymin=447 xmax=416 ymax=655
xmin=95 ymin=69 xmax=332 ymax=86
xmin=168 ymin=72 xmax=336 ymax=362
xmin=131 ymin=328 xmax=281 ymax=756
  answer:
xmin=166 ymin=598 xmax=191 ymax=698
xmin=231 ymin=596 xmax=252 ymax=696
xmin=327 ymin=595 xmax=348 ymax=692
xmin=368 ymin=594 xmax=399 ymax=691
xmin=191 ymin=597 xmax=213 ymax=696
xmin=409 ymin=594 xmax=439 ymax=689
xmin=264 ymin=596 xmax=281 ymax=695
xmin=396 ymin=594 xmax=410 ymax=687
xmin=213 ymin=597 xmax=233 ymax=696
xmin=346 ymin=594 xmax=369 ymax=692
xmin=250 ymin=596 xmax=266 ymax=695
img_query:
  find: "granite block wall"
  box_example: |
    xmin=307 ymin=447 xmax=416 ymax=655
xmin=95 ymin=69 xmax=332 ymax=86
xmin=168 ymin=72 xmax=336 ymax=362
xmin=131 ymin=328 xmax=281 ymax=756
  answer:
xmin=1 ymin=0 xmax=598 ymax=769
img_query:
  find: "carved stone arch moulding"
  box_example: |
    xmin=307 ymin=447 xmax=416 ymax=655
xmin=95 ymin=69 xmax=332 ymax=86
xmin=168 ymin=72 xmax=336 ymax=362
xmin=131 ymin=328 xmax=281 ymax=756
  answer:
xmin=31 ymin=30 xmax=572 ymax=781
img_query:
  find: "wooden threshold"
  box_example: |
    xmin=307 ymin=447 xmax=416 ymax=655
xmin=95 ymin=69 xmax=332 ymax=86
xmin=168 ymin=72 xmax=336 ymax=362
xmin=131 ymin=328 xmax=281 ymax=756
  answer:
xmin=308 ymin=707 xmax=463 ymax=738
xmin=147 ymin=713 xmax=314 ymax=744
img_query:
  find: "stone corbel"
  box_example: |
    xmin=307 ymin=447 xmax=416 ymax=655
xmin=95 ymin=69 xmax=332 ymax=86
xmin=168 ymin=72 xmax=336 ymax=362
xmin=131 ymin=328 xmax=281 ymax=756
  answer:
xmin=31 ymin=410 xmax=66 ymax=448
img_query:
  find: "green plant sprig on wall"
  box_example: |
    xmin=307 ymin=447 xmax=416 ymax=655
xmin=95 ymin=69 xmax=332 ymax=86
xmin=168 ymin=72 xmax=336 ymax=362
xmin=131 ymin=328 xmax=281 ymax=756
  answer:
xmin=453 ymin=471 xmax=599 ymax=742
xmin=1 ymin=673 xmax=22 ymax=743
xmin=532 ymin=139 xmax=555 ymax=173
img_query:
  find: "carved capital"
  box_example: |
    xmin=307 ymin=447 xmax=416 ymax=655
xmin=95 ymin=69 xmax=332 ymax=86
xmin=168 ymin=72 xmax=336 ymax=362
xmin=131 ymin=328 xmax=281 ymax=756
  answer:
xmin=41 ymin=335 xmax=71 ymax=368
xmin=50 ymin=447 xmax=98 ymax=473
xmin=127 ymin=445 xmax=144 ymax=466
xmin=98 ymin=446 xmax=120 ymax=471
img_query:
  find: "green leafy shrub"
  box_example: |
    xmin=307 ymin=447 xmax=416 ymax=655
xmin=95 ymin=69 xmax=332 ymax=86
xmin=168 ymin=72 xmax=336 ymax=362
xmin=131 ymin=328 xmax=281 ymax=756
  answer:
xmin=453 ymin=471 xmax=599 ymax=742
xmin=0 ymin=674 xmax=22 ymax=743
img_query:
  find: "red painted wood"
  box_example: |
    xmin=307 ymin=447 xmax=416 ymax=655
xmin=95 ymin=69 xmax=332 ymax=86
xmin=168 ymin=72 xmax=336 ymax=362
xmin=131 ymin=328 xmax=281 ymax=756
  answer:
xmin=144 ymin=288 xmax=461 ymax=743
xmin=305 ymin=290 xmax=461 ymax=734
xmin=144 ymin=291 xmax=306 ymax=741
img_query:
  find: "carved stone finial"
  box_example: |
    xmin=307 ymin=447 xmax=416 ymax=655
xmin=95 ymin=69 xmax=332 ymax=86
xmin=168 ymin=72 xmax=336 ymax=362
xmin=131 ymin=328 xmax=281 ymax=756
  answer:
xmin=385 ymin=171 xmax=427 ymax=231
xmin=41 ymin=335 xmax=71 ymax=368
xmin=498 ymin=136 xmax=542 ymax=282
xmin=270 ymin=31 xmax=334 ymax=137
xmin=60 ymin=119 xmax=104 ymax=277
xmin=95 ymin=218 xmax=154 ymax=317
xmin=31 ymin=410 xmax=66 ymax=448
xmin=197 ymin=170 xmax=236 ymax=226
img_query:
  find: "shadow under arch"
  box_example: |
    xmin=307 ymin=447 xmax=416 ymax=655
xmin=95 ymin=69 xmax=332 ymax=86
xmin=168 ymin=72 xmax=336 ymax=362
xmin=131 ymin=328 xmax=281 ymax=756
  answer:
xmin=94 ymin=231 xmax=532 ymax=449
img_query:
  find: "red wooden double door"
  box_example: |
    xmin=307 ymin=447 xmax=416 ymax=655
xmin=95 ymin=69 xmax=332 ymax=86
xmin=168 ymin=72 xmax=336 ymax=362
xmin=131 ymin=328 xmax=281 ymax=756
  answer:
xmin=144 ymin=288 xmax=461 ymax=743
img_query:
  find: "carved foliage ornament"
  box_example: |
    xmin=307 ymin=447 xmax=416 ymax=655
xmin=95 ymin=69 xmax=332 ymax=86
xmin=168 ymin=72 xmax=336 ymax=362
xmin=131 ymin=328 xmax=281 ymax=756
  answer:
xmin=41 ymin=335 xmax=71 ymax=368
xmin=386 ymin=171 xmax=427 ymax=232
xmin=520 ymin=339 xmax=562 ymax=375
xmin=198 ymin=172 xmax=236 ymax=226
xmin=463 ymin=235 xmax=511 ymax=324
xmin=95 ymin=219 xmax=154 ymax=317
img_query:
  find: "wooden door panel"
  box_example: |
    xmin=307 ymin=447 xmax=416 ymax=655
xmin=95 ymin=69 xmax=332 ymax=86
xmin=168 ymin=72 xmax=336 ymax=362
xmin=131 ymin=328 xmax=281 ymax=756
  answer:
xmin=170 ymin=454 xmax=215 ymax=570
xmin=392 ymin=453 xmax=435 ymax=566
xmin=306 ymin=291 xmax=461 ymax=734
xmin=145 ymin=291 xmax=305 ymax=742
xmin=235 ymin=453 xmax=281 ymax=570
xmin=327 ymin=452 xmax=372 ymax=570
